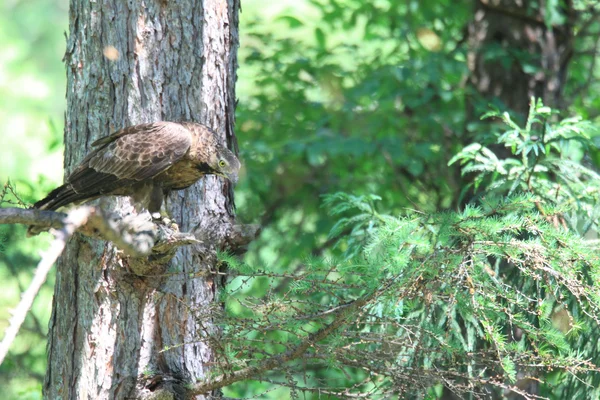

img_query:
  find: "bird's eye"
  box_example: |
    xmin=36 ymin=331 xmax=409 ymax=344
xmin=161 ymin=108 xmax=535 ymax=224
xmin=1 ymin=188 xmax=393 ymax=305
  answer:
xmin=219 ymin=160 xmax=226 ymax=167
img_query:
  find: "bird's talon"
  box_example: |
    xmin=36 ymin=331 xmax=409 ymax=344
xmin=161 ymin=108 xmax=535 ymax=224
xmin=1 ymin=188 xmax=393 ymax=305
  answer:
xmin=151 ymin=212 xmax=162 ymax=221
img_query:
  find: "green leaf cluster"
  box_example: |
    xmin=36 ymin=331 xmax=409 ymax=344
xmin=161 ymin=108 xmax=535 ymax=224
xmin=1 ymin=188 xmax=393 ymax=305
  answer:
xmin=450 ymin=98 xmax=600 ymax=235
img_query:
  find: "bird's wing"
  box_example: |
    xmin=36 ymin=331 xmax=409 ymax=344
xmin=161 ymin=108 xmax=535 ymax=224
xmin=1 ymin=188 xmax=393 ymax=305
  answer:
xmin=67 ymin=122 xmax=192 ymax=194
xmin=90 ymin=122 xmax=169 ymax=147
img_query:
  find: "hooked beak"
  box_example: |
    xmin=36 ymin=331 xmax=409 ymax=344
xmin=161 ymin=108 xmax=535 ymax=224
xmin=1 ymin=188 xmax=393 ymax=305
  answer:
xmin=228 ymin=172 xmax=239 ymax=185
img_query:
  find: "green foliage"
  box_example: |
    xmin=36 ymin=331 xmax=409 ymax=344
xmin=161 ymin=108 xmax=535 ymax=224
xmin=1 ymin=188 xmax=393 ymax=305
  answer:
xmin=226 ymin=1 xmax=600 ymax=398
xmin=220 ymin=195 xmax=600 ymax=397
xmin=450 ymin=99 xmax=600 ymax=230
xmin=4 ymin=0 xmax=600 ymax=398
xmin=322 ymin=192 xmax=392 ymax=258
xmin=219 ymin=102 xmax=600 ymax=398
xmin=0 ymin=0 xmax=67 ymax=397
xmin=236 ymin=0 xmax=471 ymax=275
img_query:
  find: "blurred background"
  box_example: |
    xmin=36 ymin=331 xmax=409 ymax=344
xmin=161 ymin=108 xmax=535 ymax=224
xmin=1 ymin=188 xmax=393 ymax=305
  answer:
xmin=1 ymin=0 xmax=599 ymax=398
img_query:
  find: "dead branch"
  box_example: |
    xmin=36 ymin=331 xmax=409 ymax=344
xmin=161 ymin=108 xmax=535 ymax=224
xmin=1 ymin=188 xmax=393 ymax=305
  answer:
xmin=0 ymin=207 xmax=90 ymax=366
xmin=0 ymin=208 xmax=67 ymax=230
xmin=1 ymin=206 xmax=197 ymax=257
xmin=0 ymin=206 xmax=259 ymax=257
xmin=189 ymin=285 xmax=381 ymax=396
xmin=0 ymin=205 xmax=260 ymax=368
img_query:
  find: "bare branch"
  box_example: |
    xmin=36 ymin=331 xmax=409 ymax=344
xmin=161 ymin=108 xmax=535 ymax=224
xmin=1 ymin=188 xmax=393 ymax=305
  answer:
xmin=0 ymin=207 xmax=90 ymax=366
xmin=1 ymin=206 xmax=159 ymax=256
xmin=0 ymin=208 xmax=67 ymax=230
xmin=1 ymin=206 xmax=255 ymax=257
xmin=189 ymin=285 xmax=382 ymax=396
xmin=83 ymin=210 xmax=158 ymax=258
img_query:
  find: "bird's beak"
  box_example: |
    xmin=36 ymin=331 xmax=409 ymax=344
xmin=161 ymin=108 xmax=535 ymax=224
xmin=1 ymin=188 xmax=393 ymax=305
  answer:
xmin=228 ymin=172 xmax=239 ymax=185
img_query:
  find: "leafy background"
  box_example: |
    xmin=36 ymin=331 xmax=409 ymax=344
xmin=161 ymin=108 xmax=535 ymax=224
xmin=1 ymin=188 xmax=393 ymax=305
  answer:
xmin=0 ymin=0 xmax=67 ymax=397
xmin=1 ymin=0 xmax=600 ymax=398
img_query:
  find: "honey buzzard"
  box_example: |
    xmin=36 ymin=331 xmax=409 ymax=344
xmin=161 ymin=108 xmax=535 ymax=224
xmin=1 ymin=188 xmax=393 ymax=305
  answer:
xmin=33 ymin=121 xmax=240 ymax=213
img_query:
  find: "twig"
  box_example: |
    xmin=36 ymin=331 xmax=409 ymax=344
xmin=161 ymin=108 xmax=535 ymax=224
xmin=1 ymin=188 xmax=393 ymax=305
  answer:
xmin=0 ymin=207 xmax=91 ymax=366
xmin=0 ymin=179 xmax=28 ymax=207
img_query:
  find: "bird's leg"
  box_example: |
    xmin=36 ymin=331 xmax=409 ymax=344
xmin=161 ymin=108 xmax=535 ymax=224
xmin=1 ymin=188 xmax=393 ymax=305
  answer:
xmin=162 ymin=190 xmax=179 ymax=231
xmin=148 ymin=185 xmax=165 ymax=220
xmin=162 ymin=189 xmax=170 ymax=215
xmin=149 ymin=186 xmax=178 ymax=231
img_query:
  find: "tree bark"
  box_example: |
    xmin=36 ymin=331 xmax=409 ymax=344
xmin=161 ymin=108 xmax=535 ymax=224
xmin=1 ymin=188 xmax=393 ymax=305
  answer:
xmin=43 ymin=1 xmax=239 ymax=399
xmin=456 ymin=0 xmax=575 ymax=205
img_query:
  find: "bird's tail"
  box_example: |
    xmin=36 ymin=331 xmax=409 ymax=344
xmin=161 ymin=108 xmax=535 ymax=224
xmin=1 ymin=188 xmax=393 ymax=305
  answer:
xmin=27 ymin=184 xmax=82 ymax=236
xmin=33 ymin=184 xmax=81 ymax=211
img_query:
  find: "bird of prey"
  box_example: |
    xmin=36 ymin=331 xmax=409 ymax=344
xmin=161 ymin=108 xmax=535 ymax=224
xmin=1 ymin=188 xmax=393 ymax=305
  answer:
xmin=33 ymin=121 xmax=240 ymax=214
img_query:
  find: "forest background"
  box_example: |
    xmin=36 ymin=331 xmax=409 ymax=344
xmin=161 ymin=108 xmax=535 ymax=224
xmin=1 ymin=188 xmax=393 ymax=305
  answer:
xmin=2 ymin=0 xmax=600 ymax=398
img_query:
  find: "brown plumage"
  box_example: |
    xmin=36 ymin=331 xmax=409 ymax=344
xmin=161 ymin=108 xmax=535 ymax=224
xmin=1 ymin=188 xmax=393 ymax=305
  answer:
xmin=33 ymin=121 xmax=240 ymax=213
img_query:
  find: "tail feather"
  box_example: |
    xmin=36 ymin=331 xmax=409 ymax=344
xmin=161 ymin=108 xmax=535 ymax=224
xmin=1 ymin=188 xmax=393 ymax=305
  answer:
xmin=27 ymin=184 xmax=87 ymax=236
xmin=34 ymin=184 xmax=82 ymax=211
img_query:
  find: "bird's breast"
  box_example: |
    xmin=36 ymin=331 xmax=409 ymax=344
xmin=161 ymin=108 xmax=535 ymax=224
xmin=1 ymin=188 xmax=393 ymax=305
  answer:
xmin=154 ymin=159 xmax=211 ymax=190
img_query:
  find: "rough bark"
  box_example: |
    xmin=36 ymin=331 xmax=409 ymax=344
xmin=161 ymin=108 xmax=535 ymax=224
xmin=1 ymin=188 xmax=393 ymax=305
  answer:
xmin=43 ymin=0 xmax=239 ymax=399
xmin=456 ymin=0 xmax=575 ymax=205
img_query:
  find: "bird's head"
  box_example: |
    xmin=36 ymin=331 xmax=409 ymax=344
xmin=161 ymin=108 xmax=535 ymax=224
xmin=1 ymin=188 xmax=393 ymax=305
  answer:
xmin=210 ymin=146 xmax=241 ymax=185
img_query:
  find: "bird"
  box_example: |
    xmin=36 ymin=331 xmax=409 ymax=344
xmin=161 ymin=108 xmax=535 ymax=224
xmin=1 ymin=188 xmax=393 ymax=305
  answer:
xmin=32 ymin=121 xmax=240 ymax=215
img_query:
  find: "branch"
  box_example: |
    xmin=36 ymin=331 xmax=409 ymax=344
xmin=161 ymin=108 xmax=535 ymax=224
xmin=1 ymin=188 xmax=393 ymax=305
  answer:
xmin=0 ymin=208 xmax=67 ymax=230
xmin=225 ymin=223 xmax=261 ymax=254
xmin=0 ymin=207 xmax=90 ymax=366
xmin=83 ymin=210 xmax=158 ymax=258
xmin=0 ymin=206 xmax=200 ymax=258
xmin=0 ymin=205 xmax=258 ymax=367
xmin=1 ymin=206 xmax=257 ymax=257
xmin=189 ymin=284 xmax=384 ymax=396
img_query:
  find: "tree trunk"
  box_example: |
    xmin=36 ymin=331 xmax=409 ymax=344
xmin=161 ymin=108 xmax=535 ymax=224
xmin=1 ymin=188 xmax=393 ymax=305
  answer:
xmin=456 ymin=0 xmax=575 ymax=205
xmin=43 ymin=1 xmax=239 ymax=399
xmin=467 ymin=0 xmax=574 ymax=116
